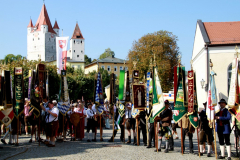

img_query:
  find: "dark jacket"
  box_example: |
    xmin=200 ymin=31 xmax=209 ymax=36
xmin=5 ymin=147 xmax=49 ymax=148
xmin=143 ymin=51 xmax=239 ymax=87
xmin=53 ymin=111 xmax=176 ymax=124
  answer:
xmin=160 ymin=108 xmax=172 ymax=127
xmin=215 ymin=108 xmax=231 ymax=134
xmin=199 ymin=109 xmax=210 ymax=131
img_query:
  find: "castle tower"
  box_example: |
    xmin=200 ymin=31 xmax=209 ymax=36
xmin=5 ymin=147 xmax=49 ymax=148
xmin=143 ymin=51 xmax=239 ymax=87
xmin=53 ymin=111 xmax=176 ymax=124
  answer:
xmin=27 ymin=4 xmax=58 ymax=62
xmin=68 ymin=23 xmax=85 ymax=62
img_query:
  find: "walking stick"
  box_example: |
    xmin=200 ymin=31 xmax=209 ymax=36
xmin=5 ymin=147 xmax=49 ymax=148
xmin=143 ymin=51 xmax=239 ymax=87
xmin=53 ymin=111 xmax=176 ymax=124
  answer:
xmin=63 ymin=115 xmax=65 ymax=140
xmin=213 ymin=122 xmax=217 ymax=159
xmin=123 ymin=120 xmax=125 ymax=143
xmin=136 ymin=118 xmax=139 ymax=146
xmin=17 ymin=117 xmax=19 ymax=145
xmin=155 ymin=120 xmax=158 ymax=152
xmin=181 ymin=121 xmax=183 ymax=155
xmin=197 ymin=128 xmax=200 ymax=157
xmin=112 ymin=105 xmax=115 ymax=142
xmin=146 ymin=118 xmax=149 ymax=146
xmin=38 ymin=116 xmax=40 ymax=146
xmin=100 ymin=115 xmax=103 ymax=141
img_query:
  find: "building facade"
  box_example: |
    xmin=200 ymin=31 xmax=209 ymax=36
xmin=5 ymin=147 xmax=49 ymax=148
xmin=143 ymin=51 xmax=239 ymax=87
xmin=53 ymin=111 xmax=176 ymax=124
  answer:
xmin=27 ymin=4 xmax=59 ymax=61
xmin=84 ymin=55 xmax=126 ymax=77
xmin=192 ymin=20 xmax=240 ymax=109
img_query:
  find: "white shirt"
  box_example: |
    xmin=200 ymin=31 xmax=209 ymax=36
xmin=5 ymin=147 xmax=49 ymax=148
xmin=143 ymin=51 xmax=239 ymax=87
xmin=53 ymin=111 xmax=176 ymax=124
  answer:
xmin=86 ymin=109 xmax=95 ymax=119
xmin=92 ymin=104 xmax=97 ymax=113
xmin=125 ymin=103 xmax=132 ymax=119
xmin=45 ymin=106 xmax=59 ymax=123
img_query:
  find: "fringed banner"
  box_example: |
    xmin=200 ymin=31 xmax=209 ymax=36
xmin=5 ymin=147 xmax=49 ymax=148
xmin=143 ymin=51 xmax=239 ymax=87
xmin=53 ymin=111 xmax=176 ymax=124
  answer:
xmin=14 ymin=67 xmax=24 ymax=117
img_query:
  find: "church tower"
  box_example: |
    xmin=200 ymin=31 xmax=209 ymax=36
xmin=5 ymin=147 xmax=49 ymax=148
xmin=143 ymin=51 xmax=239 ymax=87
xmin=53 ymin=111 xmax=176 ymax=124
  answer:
xmin=68 ymin=23 xmax=85 ymax=62
xmin=27 ymin=4 xmax=58 ymax=61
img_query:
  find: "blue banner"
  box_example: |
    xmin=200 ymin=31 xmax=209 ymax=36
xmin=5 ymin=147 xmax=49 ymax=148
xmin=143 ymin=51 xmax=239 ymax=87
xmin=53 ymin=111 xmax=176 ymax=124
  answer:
xmin=146 ymin=72 xmax=151 ymax=111
xmin=95 ymin=72 xmax=104 ymax=114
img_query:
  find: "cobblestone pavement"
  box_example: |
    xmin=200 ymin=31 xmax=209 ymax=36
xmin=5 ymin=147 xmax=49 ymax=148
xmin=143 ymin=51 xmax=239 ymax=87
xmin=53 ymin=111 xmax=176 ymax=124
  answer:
xmin=0 ymin=124 xmax=240 ymax=160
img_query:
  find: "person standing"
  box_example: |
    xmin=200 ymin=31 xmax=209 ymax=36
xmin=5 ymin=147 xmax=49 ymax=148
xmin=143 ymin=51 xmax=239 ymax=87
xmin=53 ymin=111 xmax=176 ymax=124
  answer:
xmin=86 ymin=103 xmax=97 ymax=142
xmin=198 ymin=102 xmax=213 ymax=157
xmin=215 ymin=99 xmax=231 ymax=160
xmin=40 ymin=100 xmax=59 ymax=147
xmin=24 ymin=98 xmax=32 ymax=135
xmin=179 ymin=115 xmax=195 ymax=154
xmin=155 ymin=100 xmax=172 ymax=153
xmin=74 ymin=103 xmax=86 ymax=141
xmin=104 ymin=99 xmax=110 ymax=129
xmin=137 ymin=110 xmax=147 ymax=146
xmin=108 ymin=103 xmax=125 ymax=142
xmin=125 ymin=102 xmax=137 ymax=145
xmin=146 ymin=104 xmax=155 ymax=148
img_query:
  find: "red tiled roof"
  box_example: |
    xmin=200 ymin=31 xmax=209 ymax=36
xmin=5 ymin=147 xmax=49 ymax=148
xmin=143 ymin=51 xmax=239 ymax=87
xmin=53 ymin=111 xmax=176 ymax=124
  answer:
xmin=34 ymin=4 xmax=56 ymax=34
xmin=71 ymin=23 xmax=84 ymax=39
xmin=53 ymin=20 xmax=59 ymax=29
xmin=27 ymin=19 xmax=34 ymax=28
xmin=203 ymin=21 xmax=240 ymax=45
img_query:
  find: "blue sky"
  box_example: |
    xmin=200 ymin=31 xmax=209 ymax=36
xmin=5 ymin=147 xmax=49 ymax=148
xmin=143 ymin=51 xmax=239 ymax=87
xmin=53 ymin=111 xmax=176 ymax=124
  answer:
xmin=0 ymin=0 xmax=239 ymax=70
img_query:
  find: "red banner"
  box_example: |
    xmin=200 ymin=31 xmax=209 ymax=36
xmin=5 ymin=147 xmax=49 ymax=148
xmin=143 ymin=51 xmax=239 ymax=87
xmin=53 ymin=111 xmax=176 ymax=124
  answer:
xmin=188 ymin=70 xmax=194 ymax=114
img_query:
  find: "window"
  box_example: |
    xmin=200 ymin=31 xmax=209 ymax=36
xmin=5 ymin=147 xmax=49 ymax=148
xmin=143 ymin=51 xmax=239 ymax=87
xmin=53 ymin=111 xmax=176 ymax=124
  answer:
xmin=74 ymin=40 xmax=75 ymax=44
xmin=49 ymin=38 xmax=50 ymax=41
xmin=102 ymin=66 xmax=105 ymax=70
xmin=81 ymin=41 xmax=82 ymax=43
xmin=77 ymin=55 xmax=79 ymax=57
xmin=74 ymin=50 xmax=75 ymax=53
xmin=107 ymin=66 xmax=111 ymax=71
xmin=77 ymin=36 xmax=80 ymax=38
xmin=120 ymin=66 xmax=123 ymax=70
xmin=114 ymin=66 xmax=117 ymax=72
xmin=78 ymin=65 xmax=80 ymax=68
xmin=33 ymin=38 xmax=34 ymax=41
xmin=72 ymin=65 xmax=75 ymax=69
xmin=38 ymin=38 xmax=40 ymax=40
xmin=81 ymin=50 xmax=83 ymax=53
xmin=228 ymin=64 xmax=232 ymax=95
xmin=52 ymin=46 xmax=53 ymax=49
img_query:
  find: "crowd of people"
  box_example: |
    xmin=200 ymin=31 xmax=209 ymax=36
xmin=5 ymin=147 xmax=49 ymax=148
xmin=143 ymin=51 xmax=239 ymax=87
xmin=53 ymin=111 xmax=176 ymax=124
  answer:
xmin=0 ymin=98 xmax=239 ymax=160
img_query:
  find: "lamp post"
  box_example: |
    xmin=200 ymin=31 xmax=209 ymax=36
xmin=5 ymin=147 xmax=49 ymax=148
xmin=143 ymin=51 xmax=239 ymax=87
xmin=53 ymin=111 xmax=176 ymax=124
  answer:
xmin=200 ymin=79 xmax=205 ymax=89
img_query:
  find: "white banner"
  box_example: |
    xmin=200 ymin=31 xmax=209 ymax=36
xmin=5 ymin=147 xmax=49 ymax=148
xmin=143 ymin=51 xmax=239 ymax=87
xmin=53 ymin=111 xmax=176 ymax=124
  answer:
xmin=56 ymin=37 xmax=69 ymax=74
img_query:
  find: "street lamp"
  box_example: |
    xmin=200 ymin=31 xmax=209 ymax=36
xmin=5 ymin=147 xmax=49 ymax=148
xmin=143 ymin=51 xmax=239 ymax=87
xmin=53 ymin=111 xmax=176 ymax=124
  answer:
xmin=200 ymin=79 xmax=205 ymax=89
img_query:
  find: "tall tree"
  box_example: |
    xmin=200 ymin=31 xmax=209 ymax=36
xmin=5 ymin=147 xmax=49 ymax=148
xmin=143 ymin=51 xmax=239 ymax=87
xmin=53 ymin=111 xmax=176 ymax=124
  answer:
xmin=99 ymin=48 xmax=115 ymax=59
xmin=4 ymin=54 xmax=23 ymax=64
xmin=85 ymin=55 xmax=92 ymax=65
xmin=127 ymin=30 xmax=180 ymax=92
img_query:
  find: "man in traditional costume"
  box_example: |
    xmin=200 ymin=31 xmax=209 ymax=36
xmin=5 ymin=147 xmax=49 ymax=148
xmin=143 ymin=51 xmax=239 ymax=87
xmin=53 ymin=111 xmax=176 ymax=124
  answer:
xmin=125 ymin=102 xmax=137 ymax=145
xmin=155 ymin=100 xmax=172 ymax=153
xmin=198 ymin=102 xmax=213 ymax=157
xmin=215 ymin=99 xmax=231 ymax=160
xmin=40 ymin=100 xmax=59 ymax=147
xmin=179 ymin=115 xmax=195 ymax=154
xmin=137 ymin=110 xmax=147 ymax=146
xmin=108 ymin=103 xmax=125 ymax=142
xmin=86 ymin=103 xmax=97 ymax=142
xmin=146 ymin=104 xmax=155 ymax=148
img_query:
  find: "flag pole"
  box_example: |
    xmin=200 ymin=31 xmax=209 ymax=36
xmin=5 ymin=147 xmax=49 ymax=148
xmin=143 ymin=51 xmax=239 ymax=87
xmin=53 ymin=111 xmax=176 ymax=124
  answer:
xmin=213 ymin=122 xmax=217 ymax=159
xmin=178 ymin=57 xmax=183 ymax=155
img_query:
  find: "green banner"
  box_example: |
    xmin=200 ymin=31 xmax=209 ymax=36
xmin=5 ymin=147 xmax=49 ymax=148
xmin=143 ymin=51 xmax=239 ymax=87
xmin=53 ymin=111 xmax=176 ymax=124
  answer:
xmin=118 ymin=70 xmax=125 ymax=100
xmin=173 ymin=67 xmax=187 ymax=122
xmin=189 ymin=72 xmax=199 ymax=128
xmin=14 ymin=67 xmax=24 ymax=117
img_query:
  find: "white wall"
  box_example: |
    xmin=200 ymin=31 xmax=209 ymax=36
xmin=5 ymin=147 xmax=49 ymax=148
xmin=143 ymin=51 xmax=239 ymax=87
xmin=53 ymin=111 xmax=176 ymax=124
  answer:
xmin=192 ymin=23 xmax=206 ymax=59
xmin=27 ymin=26 xmax=57 ymax=62
xmin=68 ymin=39 xmax=85 ymax=62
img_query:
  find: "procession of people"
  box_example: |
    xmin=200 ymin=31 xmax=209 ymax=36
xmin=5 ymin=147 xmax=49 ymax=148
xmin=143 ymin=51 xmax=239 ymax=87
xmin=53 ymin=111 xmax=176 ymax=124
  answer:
xmin=0 ymin=58 xmax=240 ymax=160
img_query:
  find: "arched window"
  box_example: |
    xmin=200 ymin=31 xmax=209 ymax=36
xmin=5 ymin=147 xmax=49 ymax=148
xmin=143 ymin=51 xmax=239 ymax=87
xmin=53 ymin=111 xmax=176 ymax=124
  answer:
xmin=227 ymin=63 xmax=232 ymax=95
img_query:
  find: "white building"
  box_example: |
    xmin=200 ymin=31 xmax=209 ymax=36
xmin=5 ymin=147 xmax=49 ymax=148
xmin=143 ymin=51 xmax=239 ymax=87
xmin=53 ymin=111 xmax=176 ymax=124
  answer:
xmin=191 ymin=20 xmax=240 ymax=109
xmin=27 ymin=4 xmax=59 ymax=61
xmin=67 ymin=23 xmax=85 ymax=62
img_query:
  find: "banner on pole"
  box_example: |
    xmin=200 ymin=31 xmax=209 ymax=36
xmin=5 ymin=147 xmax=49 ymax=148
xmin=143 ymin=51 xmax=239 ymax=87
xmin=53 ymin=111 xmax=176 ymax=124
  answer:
xmin=56 ymin=37 xmax=69 ymax=74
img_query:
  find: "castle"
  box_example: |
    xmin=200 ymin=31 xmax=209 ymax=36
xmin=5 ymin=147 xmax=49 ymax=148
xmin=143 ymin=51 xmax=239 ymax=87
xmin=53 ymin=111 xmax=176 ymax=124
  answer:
xmin=27 ymin=3 xmax=85 ymax=70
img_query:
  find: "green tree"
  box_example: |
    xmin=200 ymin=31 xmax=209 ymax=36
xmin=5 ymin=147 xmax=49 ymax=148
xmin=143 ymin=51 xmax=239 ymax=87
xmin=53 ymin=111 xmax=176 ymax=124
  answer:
xmin=85 ymin=55 xmax=92 ymax=65
xmin=4 ymin=54 xmax=23 ymax=64
xmin=99 ymin=48 xmax=115 ymax=59
xmin=127 ymin=30 xmax=180 ymax=92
